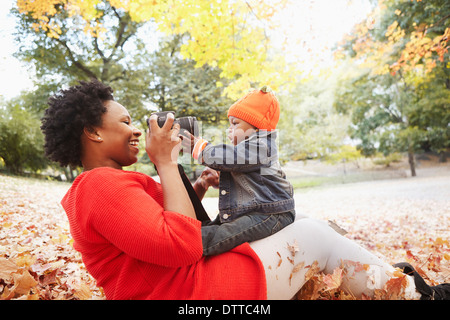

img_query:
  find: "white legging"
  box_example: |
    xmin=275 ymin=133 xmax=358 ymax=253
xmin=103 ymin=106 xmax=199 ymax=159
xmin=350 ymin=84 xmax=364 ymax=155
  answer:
xmin=249 ymin=215 xmax=420 ymax=300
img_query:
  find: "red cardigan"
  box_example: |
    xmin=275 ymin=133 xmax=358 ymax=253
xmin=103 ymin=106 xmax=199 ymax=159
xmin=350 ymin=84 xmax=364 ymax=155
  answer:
xmin=61 ymin=167 xmax=267 ymax=300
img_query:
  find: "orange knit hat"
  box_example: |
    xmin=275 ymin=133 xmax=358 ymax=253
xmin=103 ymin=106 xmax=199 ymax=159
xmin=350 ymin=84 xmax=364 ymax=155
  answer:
xmin=227 ymin=86 xmax=280 ymax=130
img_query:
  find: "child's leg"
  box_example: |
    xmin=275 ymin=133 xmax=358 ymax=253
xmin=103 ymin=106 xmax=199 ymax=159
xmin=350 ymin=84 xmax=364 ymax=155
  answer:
xmin=202 ymin=212 xmax=294 ymax=256
xmin=249 ymin=217 xmax=421 ymax=300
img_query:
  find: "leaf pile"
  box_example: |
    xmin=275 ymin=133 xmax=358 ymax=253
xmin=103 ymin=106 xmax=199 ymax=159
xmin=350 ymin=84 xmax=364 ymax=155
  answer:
xmin=1 ymin=171 xmax=449 ymax=300
xmin=295 ymin=236 xmax=450 ymax=300
xmin=0 ymin=175 xmax=103 ymax=300
xmin=292 ymin=172 xmax=450 ymax=300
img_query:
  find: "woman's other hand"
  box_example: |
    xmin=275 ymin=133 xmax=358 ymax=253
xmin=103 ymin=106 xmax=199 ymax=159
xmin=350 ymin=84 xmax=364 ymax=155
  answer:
xmin=179 ymin=130 xmax=196 ymax=155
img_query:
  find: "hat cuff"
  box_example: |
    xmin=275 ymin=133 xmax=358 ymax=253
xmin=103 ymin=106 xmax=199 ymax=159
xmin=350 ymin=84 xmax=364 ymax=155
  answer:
xmin=228 ymin=108 xmax=272 ymax=130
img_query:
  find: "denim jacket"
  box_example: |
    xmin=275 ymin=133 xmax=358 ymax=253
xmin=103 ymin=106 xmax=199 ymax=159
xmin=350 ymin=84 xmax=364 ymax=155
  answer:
xmin=199 ymin=130 xmax=295 ymax=223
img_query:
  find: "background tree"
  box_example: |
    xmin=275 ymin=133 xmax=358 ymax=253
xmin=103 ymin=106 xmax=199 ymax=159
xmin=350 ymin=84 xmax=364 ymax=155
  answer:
xmin=0 ymin=102 xmax=48 ymax=174
xmin=333 ymin=0 xmax=449 ymax=176
xmin=9 ymin=0 xmax=293 ymax=176
xmin=278 ymin=69 xmax=351 ymax=162
xmin=14 ymin=0 xmax=152 ymax=119
xmin=144 ymin=35 xmax=234 ymax=124
xmin=15 ymin=0 xmax=292 ymax=100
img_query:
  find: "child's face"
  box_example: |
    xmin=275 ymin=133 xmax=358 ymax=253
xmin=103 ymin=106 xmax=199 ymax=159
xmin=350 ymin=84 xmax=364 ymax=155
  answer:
xmin=227 ymin=116 xmax=257 ymax=145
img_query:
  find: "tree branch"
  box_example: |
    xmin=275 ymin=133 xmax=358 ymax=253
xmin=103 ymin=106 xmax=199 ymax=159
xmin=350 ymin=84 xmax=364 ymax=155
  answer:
xmin=55 ymin=38 xmax=98 ymax=79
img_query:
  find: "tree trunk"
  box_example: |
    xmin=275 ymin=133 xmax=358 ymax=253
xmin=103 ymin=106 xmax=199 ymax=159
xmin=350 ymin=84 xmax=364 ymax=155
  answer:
xmin=408 ymin=150 xmax=416 ymax=177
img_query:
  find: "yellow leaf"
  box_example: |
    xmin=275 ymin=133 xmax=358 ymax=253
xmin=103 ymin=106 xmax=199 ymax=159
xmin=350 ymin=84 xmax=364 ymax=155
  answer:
xmin=74 ymin=282 xmax=93 ymax=300
xmin=434 ymin=237 xmax=449 ymax=247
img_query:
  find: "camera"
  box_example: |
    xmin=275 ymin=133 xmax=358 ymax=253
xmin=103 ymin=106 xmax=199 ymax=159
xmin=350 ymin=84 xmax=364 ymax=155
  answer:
xmin=147 ymin=111 xmax=199 ymax=136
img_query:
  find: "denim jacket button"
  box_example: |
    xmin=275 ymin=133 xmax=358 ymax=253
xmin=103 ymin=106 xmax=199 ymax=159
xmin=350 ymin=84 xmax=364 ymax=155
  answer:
xmin=221 ymin=190 xmax=227 ymax=195
xmin=222 ymin=214 xmax=229 ymax=219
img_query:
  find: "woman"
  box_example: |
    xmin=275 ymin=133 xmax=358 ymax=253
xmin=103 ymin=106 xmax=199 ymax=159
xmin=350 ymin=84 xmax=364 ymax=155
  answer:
xmin=41 ymin=80 xmax=448 ymax=300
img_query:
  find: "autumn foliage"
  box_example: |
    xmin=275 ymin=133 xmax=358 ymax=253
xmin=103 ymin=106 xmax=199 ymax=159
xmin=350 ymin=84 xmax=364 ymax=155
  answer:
xmin=335 ymin=0 xmax=449 ymax=76
xmin=0 ymin=176 xmax=101 ymax=300
xmin=15 ymin=0 xmax=291 ymax=99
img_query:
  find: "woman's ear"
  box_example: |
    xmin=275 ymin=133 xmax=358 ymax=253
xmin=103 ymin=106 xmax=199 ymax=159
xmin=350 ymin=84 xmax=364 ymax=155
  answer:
xmin=83 ymin=126 xmax=102 ymax=142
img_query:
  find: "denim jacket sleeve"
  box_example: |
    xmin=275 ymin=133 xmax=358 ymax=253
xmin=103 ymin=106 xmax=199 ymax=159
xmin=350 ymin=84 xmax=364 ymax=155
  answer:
xmin=199 ymin=132 xmax=278 ymax=173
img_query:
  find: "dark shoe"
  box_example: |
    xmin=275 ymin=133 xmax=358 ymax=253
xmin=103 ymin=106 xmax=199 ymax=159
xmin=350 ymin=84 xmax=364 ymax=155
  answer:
xmin=394 ymin=262 xmax=450 ymax=300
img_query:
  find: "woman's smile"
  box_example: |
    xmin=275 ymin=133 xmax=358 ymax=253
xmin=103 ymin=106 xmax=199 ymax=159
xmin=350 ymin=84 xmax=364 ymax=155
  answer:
xmin=129 ymin=139 xmax=140 ymax=151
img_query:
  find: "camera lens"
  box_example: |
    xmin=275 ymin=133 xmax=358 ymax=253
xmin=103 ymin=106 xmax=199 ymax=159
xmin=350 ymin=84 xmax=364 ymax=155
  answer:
xmin=177 ymin=116 xmax=199 ymax=136
xmin=147 ymin=111 xmax=199 ymax=136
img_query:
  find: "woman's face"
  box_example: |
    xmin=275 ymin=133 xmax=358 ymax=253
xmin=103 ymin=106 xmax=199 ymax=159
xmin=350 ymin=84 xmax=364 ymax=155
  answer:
xmin=95 ymin=100 xmax=142 ymax=168
xmin=227 ymin=116 xmax=257 ymax=145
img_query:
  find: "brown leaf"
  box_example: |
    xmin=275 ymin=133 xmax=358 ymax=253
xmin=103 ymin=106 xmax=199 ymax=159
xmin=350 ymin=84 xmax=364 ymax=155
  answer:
xmin=276 ymin=251 xmax=282 ymax=267
xmin=0 ymin=257 xmax=19 ymax=280
xmin=383 ymin=275 xmax=408 ymax=299
xmin=289 ymin=262 xmax=305 ymax=286
xmin=12 ymin=269 xmax=38 ymax=295
xmin=292 ymin=261 xmax=305 ymax=274
xmin=304 ymin=260 xmax=320 ymax=282
xmin=342 ymin=260 xmax=370 ymax=273
xmin=286 ymin=240 xmax=299 ymax=256
xmin=323 ymin=268 xmax=343 ymax=291
xmin=39 ymin=269 xmax=59 ymax=286
xmin=287 ymin=256 xmax=294 ymax=265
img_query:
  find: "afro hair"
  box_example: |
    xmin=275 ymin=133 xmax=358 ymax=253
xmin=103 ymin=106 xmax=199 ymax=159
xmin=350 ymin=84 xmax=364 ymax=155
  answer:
xmin=41 ymin=79 xmax=114 ymax=167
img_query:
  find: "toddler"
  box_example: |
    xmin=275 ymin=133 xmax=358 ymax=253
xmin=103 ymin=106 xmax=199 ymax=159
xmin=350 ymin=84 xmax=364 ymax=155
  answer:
xmin=183 ymin=86 xmax=295 ymax=256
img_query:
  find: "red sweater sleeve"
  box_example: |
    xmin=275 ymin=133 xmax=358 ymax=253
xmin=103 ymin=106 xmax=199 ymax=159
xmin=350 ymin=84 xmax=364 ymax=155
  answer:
xmin=69 ymin=168 xmax=203 ymax=268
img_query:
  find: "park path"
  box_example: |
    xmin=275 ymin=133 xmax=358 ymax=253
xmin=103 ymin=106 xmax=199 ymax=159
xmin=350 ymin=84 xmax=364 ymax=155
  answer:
xmin=202 ymin=166 xmax=450 ymax=221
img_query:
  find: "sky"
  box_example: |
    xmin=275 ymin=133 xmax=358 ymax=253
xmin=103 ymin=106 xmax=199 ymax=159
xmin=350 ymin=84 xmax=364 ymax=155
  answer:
xmin=0 ymin=0 xmax=372 ymax=100
xmin=0 ymin=0 xmax=35 ymax=99
xmin=271 ymin=0 xmax=373 ymax=68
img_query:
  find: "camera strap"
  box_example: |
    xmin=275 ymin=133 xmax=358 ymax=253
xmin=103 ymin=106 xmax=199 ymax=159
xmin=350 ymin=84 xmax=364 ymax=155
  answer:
xmin=177 ymin=164 xmax=211 ymax=223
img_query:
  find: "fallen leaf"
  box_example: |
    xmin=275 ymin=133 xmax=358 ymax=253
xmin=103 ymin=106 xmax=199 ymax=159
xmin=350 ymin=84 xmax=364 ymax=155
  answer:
xmin=12 ymin=269 xmax=38 ymax=296
xmin=276 ymin=251 xmax=282 ymax=267
xmin=0 ymin=258 xmax=18 ymax=280
xmin=39 ymin=269 xmax=59 ymax=287
xmin=286 ymin=240 xmax=299 ymax=256
xmin=73 ymin=282 xmax=92 ymax=300
xmin=292 ymin=261 xmax=304 ymax=274
xmin=304 ymin=261 xmax=320 ymax=282
xmin=382 ymin=275 xmax=408 ymax=299
xmin=323 ymin=268 xmax=343 ymax=291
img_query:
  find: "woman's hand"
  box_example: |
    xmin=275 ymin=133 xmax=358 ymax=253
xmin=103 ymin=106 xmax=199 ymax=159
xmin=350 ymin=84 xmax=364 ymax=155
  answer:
xmin=145 ymin=113 xmax=196 ymax=219
xmin=146 ymin=113 xmax=181 ymax=168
